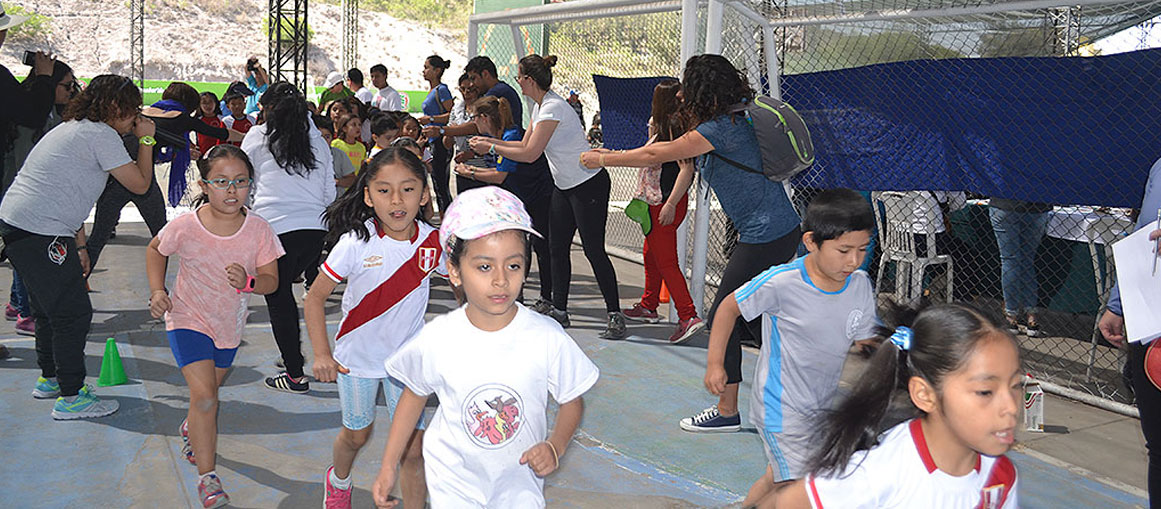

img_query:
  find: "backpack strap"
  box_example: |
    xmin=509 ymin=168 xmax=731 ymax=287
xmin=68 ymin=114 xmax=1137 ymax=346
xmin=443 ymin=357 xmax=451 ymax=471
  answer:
xmin=709 ymin=151 xmax=764 ymax=176
xmin=976 ymin=455 xmax=1017 ymax=509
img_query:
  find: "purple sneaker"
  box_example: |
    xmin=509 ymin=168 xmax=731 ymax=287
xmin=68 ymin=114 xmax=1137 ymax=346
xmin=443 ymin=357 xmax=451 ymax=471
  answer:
xmin=15 ymin=315 xmax=35 ymax=336
xmin=5 ymin=303 xmax=18 ymax=321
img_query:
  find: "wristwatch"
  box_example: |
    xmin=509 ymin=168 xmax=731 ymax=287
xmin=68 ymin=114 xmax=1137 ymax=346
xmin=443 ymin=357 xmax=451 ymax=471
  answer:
xmin=489 ymin=144 xmax=496 ymax=156
xmin=139 ymin=135 xmax=157 ymax=146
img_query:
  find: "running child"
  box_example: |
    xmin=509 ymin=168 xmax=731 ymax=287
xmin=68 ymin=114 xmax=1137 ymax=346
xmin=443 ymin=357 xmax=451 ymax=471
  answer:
xmin=700 ymin=188 xmax=878 ymax=506
xmin=370 ymin=186 xmax=599 ymax=507
xmin=195 ymin=91 xmax=226 ymax=156
xmin=307 ymin=147 xmax=442 ymax=509
xmin=146 ymin=145 xmax=284 ymax=508
xmin=767 ymin=304 xmax=1021 ymax=508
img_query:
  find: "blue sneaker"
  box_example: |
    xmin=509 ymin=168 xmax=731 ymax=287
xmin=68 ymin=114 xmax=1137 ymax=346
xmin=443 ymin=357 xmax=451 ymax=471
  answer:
xmin=32 ymin=376 xmax=60 ymax=399
xmin=679 ymin=405 xmax=741 ymax=433
xmin=51 ymin=386 xmax=119 ymax=420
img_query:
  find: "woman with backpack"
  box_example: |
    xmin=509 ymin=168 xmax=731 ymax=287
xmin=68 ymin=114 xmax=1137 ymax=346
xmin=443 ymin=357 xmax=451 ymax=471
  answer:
xmin=580 ymin=54 xmax=801 ymax=434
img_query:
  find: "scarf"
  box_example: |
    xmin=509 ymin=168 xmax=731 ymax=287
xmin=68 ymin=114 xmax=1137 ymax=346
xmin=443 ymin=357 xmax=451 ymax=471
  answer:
xmin=151 ymin=99 xmax=191 ymax=206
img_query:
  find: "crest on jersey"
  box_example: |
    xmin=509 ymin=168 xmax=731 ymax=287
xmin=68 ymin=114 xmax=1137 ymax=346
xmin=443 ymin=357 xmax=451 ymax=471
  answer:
xmin=417 ymin=247 xmax=438 ymax=273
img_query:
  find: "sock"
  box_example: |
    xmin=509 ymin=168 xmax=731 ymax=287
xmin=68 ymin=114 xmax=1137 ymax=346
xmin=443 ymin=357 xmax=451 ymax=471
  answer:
xmin=329 ymin=468 xmax=352 ymax=489
xmin=200 ymin=470 xmax=218 ymax=481
xmin=62 ymin=394 xmax=78 ymax=402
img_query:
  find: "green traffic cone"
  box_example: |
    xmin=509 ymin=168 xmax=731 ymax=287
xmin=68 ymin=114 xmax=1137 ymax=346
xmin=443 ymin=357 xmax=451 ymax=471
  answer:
xmin=98 ymin=337 xmax=128 ymax=387
xmin=625 ymin=198 xmax=652 ymax=236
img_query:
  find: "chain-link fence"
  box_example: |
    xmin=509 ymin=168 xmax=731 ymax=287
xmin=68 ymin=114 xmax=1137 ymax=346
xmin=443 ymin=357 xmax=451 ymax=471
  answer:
xmin=470 ymin=0 xmax=1161 ymax=407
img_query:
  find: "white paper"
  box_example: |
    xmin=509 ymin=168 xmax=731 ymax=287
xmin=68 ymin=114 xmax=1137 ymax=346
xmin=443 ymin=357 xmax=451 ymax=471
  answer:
xmin=1112 ymin=226 xmax=1161 ymax=344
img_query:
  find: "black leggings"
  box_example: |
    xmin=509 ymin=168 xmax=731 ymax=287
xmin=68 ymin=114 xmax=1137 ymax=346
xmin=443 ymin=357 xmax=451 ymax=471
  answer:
xmin=710 ymin=228 xmax=801 ymax=384
xmin=1130 ymin=342 xmax=1161 ymax=508
xmin=1 ymin=225 xmax=92 ymax=396
xmin=430 ymin=138 xmax=453 ymax=214
xmin=265 ymin=229 xmax=325 ymax=379
xmin=88 ymin=176 xmax=168 ymax=269
xmin=549 ymin=169 xmax=619 ymax=313
xmin=525 ymin=195 xmax=552 ymax=302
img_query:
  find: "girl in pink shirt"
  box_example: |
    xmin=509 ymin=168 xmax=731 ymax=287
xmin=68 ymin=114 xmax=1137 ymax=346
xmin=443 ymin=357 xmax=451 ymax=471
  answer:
xmin=146 ymin=145 xmax=285 ymax=508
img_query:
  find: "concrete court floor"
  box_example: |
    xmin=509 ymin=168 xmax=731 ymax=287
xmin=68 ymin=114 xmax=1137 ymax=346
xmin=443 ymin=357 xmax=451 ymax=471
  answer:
xmin=0 ymin=218 xmax=1152 ymax=508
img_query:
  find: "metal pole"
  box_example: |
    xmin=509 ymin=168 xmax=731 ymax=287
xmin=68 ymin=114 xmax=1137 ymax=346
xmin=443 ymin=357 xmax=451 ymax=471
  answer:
xmin=468 ymin=22 xmax=480 ymax=58
xmin=511 ymin=24 xmax=526 ymax=58
xmin=674 ymin=0 xmax=698 ymax=321
xmin=130 ymin=0 xmax=144 ymax=89
xmin=689 ymin=0 xmax=724 ymax=316
xmin=760 ymin=0 xmax=1122 ymax=27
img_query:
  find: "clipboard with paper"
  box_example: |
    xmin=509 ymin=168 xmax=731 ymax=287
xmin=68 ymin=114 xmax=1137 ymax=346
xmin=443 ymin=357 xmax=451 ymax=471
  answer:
xmin=1112 ymin=225 xmax=1161 ymax=344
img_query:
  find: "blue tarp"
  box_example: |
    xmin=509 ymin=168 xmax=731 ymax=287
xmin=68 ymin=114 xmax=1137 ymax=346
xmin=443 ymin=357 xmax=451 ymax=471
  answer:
xmin=592 ymin=75 xmax=675 ymax=150
xmin=592 ymin=50 xmax=1161 ymax=208
xmin=783 ymin=49 xmax=1161 ymax=208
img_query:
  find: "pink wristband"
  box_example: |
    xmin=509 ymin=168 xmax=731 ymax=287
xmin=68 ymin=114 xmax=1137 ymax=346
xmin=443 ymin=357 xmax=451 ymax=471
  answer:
xmin=236 ymin=275 xmax=256 ymax=294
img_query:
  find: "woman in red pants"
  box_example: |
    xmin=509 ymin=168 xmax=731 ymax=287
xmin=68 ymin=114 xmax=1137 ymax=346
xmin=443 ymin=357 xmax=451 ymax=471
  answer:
xmin=621 ymin=79 xmax=704 ymax=343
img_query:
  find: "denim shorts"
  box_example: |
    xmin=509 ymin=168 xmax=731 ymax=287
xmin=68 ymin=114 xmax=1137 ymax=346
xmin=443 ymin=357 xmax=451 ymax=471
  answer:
xmin=168 ymin=329 xmax=238 ymax=369
xmin=337 ymin=373 xmax=433 ymax=431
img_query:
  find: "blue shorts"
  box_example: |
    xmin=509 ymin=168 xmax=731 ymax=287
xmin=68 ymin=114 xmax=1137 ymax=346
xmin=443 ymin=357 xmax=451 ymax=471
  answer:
xmin=337 ymin=373 xmax=433 ymax=431
xmin=167 ymin=329 xmax=238 ymax=369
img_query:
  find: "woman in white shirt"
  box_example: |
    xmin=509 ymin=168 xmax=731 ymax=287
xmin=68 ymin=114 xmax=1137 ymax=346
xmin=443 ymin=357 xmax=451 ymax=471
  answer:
xmin=242 ymin=82 xmax=336 ymax=394
xmin=468 ymin=54 xmax=625 ymax=340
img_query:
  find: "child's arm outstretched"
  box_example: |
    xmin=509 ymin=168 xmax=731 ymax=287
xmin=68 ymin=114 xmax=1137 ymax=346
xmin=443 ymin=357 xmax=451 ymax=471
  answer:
xmin=372 ymin=388 xmax=428 ymax=508
xmin=303 ymin=272 xmax=349 ymax=382
xmin=146 ymin=237 xmax=171 ymax=318
xmin=521 ymin=396 xmax=584 ymax=477
xmin=704 ymin=292 xmax=741 ymax=396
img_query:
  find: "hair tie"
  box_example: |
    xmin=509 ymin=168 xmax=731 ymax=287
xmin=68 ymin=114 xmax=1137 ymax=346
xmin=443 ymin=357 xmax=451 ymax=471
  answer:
xmin=889 ymin=326 xmax=913 ymax=351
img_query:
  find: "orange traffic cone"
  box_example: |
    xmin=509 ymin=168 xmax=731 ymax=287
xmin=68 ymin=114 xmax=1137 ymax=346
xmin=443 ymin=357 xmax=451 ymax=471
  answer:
xmin=659 ymin=281 xmax=670 ymax=304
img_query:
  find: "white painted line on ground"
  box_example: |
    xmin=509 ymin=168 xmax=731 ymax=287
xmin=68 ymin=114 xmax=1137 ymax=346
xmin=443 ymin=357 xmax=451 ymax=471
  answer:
xmin=1015 ymin=444 xmax=1149 ymax=499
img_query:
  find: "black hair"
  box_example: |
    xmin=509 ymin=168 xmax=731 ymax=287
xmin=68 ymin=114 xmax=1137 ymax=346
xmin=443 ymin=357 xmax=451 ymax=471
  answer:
xmin=464 ymin=55 xmax=498 ymax=78
xmin=681 ymin=54 xmax=755 ymax=124
xmin=390 ymin=136 xmax=421 ymax=154
xmin=224 ymin=92 xmax=246 ymax=105
xmin=444 ymin=230 xmax=530 ymax=270
xmin=323 ymin=147 xmax=428 ymax=245
xmin=312 ymin=113 xmax=334 ymax=133
xmin=347 ymin=68 xmax=364 ymax=86
xmin=458 ymin=72 xmax=473 ymax=86
xmin=63 ymin=74 xmax=142 ymax=123
xmin=198 ymin=91 xmax=221 ymax=117
xmin=369 ymin=63 xmax=388 ymax=76
xmin=341 ymin=95 xmax=368 ymax=120
xmin=370 ymin=113 xmax=399 ymax=137
xmin=808 ymin=302 xmax=1018 ymax=477
xmin=802 ymin=188 xmax=875 ymax=245
xmin=426 ymin=55 xmax=451 ymax=75
xmin=191 ymin=144 xmax=256 ymax=207
xmin=25 ymin=59 xmax=74 ymax=93
xmin=518 ymin=54 xmax=557 ymax=91
xmin=258 ymin=82 xmax=318 ymax=175
xmin=161 ymin=82 xmax=200 ymax=113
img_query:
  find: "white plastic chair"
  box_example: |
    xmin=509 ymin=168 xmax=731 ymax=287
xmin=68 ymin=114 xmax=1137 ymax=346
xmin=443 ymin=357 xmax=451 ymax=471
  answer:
xmin=1085 ymin=215 xmax=1133 ymax=381
xmin=873 ymin=191 xmax=954 ymax=305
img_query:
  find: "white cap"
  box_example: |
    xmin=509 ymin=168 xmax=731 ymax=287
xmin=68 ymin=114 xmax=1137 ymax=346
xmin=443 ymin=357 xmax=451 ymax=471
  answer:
xmin=0 ymin=4 xmax=30 ymax=31
xmin=323 ymin=71 xmax=344 ymax=89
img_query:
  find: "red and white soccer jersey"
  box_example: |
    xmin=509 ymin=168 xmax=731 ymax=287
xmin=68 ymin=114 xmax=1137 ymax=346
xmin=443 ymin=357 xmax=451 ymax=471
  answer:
xmin=321 ymin=219 xmax=446 ymax=378
xmin=807 ymin=419 xmax=1019 ymax=509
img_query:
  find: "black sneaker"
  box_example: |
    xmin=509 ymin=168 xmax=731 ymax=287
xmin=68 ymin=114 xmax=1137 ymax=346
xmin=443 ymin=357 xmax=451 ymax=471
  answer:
xmin=599 ymin=312 xmax=627 ymax=340
xmin=264 ymin=372 xmax=309 ymax=394
xmin=679 ymin=405 xmax=741 ymax=433
xmin=548 ymin=308 xmax=570 ymax=328
xmin=530 ymin=298 xmax=554 ymax=315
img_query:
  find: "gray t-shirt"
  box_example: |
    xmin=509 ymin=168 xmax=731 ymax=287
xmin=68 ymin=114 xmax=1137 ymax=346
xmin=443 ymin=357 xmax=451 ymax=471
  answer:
xmin=0 ymin=120 xmax=130 ymax=236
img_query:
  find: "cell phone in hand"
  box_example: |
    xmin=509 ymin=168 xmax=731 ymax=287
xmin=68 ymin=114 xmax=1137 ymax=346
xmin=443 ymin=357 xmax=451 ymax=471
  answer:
xmin=22 ymin=50 xmax=37 ymax=67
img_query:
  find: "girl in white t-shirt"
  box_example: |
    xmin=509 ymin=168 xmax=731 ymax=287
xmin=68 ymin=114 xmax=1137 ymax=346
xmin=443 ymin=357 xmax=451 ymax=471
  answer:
xmin=766 ymin=304 xmax=1022 ymax=509
xmin=371 ymin=186 xmax=600 ymax=508
xmin=146 ymin=145 xmax=285 ymax=509
xmin=305 ymin=147 xmax=443 ymax=509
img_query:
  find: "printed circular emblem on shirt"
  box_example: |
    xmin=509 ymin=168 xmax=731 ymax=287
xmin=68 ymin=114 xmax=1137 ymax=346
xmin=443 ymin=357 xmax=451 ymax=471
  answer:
xmin=846 ymin=309 xmax=863 ymax=339
xmin=462 ymin=383 xmax=524 ymax=449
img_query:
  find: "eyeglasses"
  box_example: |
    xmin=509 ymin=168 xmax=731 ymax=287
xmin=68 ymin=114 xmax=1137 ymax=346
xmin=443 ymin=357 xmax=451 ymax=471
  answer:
xmin=512 ymin=75 xmax=526 ymax=82
xmin=469 ymin=114 xmax=481 ymax=120
xmin=201 ymin=177 xmax=253 ymax=190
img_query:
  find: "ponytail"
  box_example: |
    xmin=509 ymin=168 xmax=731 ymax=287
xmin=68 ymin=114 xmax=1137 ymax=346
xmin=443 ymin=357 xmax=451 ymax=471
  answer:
xmin=808 ymin=302 xmax=1013 ymax=477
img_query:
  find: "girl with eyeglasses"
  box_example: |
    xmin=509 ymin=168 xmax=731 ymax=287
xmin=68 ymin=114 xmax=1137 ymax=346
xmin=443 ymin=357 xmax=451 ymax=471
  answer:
xmin=146 ymin=144 xmax=283 ymax=508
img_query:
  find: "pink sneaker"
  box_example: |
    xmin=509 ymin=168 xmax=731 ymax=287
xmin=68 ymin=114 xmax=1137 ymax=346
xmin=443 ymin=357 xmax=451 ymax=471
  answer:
xmin=15 ymin=315 xmax=35 ymax=336
xmin=622 ymin=303 xmax=660 ymax=323
xmin=324 ymin=465 xmax=353 ymax=509
xmin=669 ymin=317 xmax=705 ymax=344
xmin=180 ymin=419 xmax=196 ymax=465
xmin=197 ymin=473 xmax=229 ymax=508
xmin=5 ymin=303 xmax=18 ymax=321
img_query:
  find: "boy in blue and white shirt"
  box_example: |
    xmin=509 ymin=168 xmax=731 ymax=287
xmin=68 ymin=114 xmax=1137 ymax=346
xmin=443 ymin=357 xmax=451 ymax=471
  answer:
xmin=701 ymin=188 xmax=878 ymax=507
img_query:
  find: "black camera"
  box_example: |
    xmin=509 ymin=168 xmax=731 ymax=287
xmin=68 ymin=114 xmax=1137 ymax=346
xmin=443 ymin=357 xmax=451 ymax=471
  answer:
xmin=22 ymin=50 xmax=37 ymax=67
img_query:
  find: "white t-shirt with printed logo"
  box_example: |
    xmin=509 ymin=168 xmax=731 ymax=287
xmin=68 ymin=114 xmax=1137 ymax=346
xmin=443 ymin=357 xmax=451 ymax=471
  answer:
xmin=807 ymin=419 xmax=1019 ymax=509
xmin=385 ymin=304 xmax=600 ymax=507
xmin=322 ymin=219 xmax=445 ymax=378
